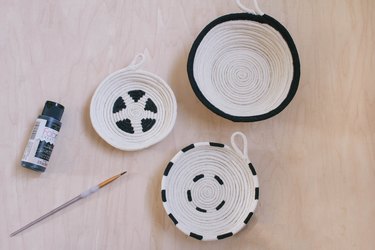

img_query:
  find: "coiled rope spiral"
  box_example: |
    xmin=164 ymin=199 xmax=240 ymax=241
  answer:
xmin=188 ymin=0 xmax=300 ymax=122
xmin=90 ymin=53 xmax=177 ymax=151
xmin=161 ymin=132 xmax=259 ymax=241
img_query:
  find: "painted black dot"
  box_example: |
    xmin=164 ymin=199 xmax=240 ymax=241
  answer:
xmin=248 ymin=163 xmax=257 ymax=175
xmin=128 ymin=90 xmax=145 ymax=102
xmin=214 ymin=175 xmax=224 ymax=185
xmin=168 ymin=213 xmax=178 ymax=225
xmin=112 ymin=96 xmax=126 ymax=113
xmin=216 ymin=200 xmax=225 ymax=210
xmin=161 ymin=189 xmax=167 ymax=202
xmin=255 ymin=187 xmax=259 ymax=200
xmin=116 ymin=119 xmax=134 ymax=134
xmin=181 ymin=144 xmax=195 ymax=152
xmin=196 ymin=207 xmax=207 ymax=213
xmin=189 ymin=232 xmax=203 ymax=240
xmin=244 ymin=212 xmax=253 ymax=224
xmin=164 ymin=162 xmax=173 ymax=176
xmin=217 ymin=232 xmax=233 ymax=240
xmin=209 ymin=142 xmax=224 ymax=147
xmin=144 ymin=98 xmax=157 ymax=113
xmin=193 ymin=174 xmax=204 ymax=182
xmin=187 ymin=190 xmax=192 ymax=202
xmin=141 ymin=118 xmax=156 ymax=132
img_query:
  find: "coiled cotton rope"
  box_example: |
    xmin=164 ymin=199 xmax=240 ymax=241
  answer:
xmin=90 ymin=53 xmax=177 ymax=151
xmin=161 ymin=132 xmax=259 ymax=241
xmin=187 ymin=0 xmax=300 ymax=122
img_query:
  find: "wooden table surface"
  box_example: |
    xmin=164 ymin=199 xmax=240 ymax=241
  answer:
xmin=1 ymin=0 xmax=374 ymax=249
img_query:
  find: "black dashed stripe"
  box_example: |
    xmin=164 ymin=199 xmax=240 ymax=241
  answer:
xmin=190 ymin=232 xmax=203 ymax=240
xmin=244 ymin=212 xmax=253 ymax=224
xmin=209 ymin=142 xmax=224 ymax=147
xmin=187 ymin=190 xmax=192 ymax=202
xmin=217 ymin=232 xmax=233 ymax=240
xmin=216 ymin=200 xmax=225 ymax=210
xmin=196 ymin=207 xmax=207 ymax=213
xmin=164 ymin=162 xmax=173 ymax=176
xmin=255 ymin=187 xmax=259 ymax=200
xmin=181 ymin=144 xmax=195 ymax=152
xmin=168 ymin=213 xmax=178 ymax=225
xmin=193 ymin=174 xmax=204 ymax=182
xmin=214 ymin=175 xmax=224 ymax=185
xmin=248 ymin=163 xmax=257 ymax=175
xmin=161 ymin=190 xmax=167 ymax=202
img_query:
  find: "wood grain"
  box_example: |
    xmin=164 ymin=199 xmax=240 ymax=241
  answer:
xmin=0 ymin=0 xmax=374 ymax=249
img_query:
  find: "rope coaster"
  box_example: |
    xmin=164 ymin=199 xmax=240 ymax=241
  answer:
xmin=90 ymin=53 xmax=177 ymax=151
xmin=161 ymin=132 xmax=259 ymax=241
xmin=187 ymin=0 xmax=300 ymax=122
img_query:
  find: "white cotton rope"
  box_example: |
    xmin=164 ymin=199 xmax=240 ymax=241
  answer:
xmin=90 ymin=53 xmax=177 ymax=151
xmin=161 ymin=132 xmax=259 ymax=241
xmin=193 ymin=20 xmax=294 ymax=117
xmin=236 ymin=0 xmax=264 ymax=15
xmin=188 ymin=0 xmax=297 ymax=121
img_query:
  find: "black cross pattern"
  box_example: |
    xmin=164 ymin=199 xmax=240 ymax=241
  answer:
xmin=112 ymin=90 xmax=158 ymax=134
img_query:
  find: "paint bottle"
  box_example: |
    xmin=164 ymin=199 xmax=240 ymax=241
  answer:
xmin=21 ymin=101 xmax=64 ymax=172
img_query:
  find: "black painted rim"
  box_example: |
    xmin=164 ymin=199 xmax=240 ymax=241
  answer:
xmin=187 ymin=13 xmax=301 ymax=122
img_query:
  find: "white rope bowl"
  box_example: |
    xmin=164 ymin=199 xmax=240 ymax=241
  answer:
xmin=187 ymin=4 xmax=300 ymax=122
xmin=161 ymin=132 xmax=259 ymax=241
xmin=90 ymin=54 xmax=177 ymax=151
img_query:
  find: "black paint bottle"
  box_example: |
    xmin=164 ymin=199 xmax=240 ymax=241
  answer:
xmin=21 ymin=101 xmax=64 ymax=172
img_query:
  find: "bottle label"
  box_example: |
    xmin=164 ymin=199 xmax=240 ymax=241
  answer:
xmin=22 ymin=118 xmax=60 ymax=168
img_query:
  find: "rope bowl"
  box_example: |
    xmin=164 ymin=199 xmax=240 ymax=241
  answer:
xmin=90 ymin=54 xmax=177 ymax=151
xmin=187 ymin=0 xmax=300 ymax=122
xmin=161 ymin=132 xmax=259 ymax=241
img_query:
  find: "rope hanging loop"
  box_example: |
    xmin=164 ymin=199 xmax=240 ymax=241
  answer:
xmin=230 ymin=131 xmax=250 ymax=162
xmin=235 ymin=0 xmax=264 ymax=15
xmin=127 ymin=53 xmax=146 ymax=71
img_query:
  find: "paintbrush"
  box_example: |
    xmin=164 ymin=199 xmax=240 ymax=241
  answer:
xmin=10 ymin=171 xmax=127 ymax=237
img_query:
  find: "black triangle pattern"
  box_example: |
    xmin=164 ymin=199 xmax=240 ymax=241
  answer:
xmin=128 ymin=90 xmax=145 ymax=102
xmin=141 ymin=118 xmax=156 ymax=132
xmin=112 ymin=96 xmax=127 ymax=113
xmin=116 ymin=119 xmax=134 ymax=134
xmin=144 ymin=98 xmax=157 ymax=113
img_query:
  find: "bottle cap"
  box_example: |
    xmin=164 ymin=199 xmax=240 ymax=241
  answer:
xmin=42 ymin=101 xmax=64 ymax=121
